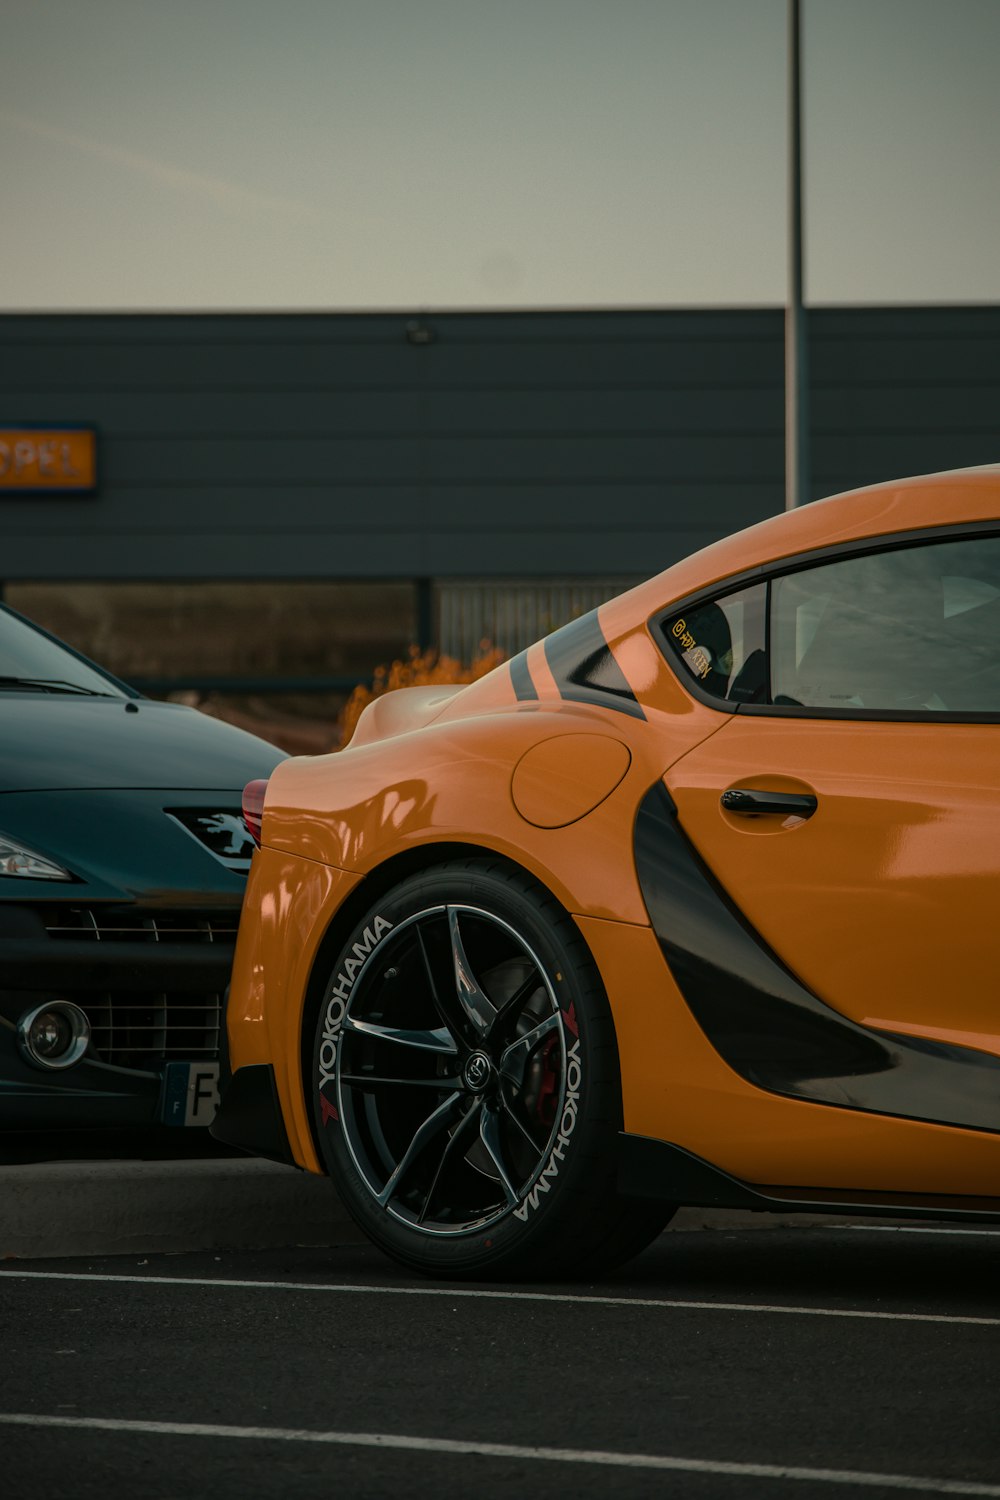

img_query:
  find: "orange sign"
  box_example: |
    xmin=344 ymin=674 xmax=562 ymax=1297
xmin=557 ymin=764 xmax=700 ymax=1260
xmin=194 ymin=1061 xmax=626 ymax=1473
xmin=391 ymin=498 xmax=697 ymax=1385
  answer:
xmin=0 ymin=428 xmax=97 ymax=492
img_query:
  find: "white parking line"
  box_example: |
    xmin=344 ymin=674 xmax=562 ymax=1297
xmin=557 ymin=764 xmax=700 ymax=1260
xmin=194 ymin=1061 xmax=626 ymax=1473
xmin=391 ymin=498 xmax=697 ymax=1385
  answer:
xmin=0 ymin=1413 xmax=996 ymax=1495
xmin=2 ymin=1269 xmax=997 ymax=1327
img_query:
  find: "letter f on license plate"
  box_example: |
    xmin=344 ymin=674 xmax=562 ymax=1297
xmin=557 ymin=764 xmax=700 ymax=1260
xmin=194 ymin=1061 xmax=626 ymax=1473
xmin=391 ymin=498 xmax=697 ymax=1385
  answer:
xmin=161 ymin=1061 xmax=221 ymax=1126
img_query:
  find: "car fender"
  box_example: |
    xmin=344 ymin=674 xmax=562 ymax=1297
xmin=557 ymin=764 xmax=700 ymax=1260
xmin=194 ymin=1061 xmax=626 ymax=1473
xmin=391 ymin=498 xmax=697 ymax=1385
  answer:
xmin=260 ymin=703 xmax=723 ymax=927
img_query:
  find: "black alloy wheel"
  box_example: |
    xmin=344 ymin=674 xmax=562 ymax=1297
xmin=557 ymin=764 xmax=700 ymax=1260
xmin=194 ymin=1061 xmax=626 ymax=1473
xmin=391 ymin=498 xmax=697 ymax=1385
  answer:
xmin=311 ymin=860 xmax=673 ymax=1278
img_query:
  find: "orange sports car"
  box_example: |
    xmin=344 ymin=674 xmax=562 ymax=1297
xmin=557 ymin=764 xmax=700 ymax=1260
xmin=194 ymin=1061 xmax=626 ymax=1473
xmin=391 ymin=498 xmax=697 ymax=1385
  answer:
xmin=214 ymin=465 xmax=1000 ymax=1277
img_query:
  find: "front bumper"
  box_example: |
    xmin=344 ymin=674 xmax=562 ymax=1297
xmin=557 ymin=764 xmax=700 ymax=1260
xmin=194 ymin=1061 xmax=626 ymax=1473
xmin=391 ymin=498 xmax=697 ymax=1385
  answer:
xmin=0 ymin=901 xmax=240 ymax=1130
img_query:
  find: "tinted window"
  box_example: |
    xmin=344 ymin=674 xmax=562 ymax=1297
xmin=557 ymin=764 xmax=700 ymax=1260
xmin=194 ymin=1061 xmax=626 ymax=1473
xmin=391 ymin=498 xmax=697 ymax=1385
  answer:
xmin=661 ymin=583 xmax=767 ymax=703
xmin=0 ymin=607 xmax=124 ymax=697
xmin=771 ymin=535 xmax=1000 ymax=713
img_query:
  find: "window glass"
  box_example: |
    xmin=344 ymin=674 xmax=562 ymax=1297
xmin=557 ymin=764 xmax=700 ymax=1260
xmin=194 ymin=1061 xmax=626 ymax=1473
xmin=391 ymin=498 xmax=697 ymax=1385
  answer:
xmin=661 ymin=583 xmax=767 ymax=704
xmin=771 ymin=535 xmax=1000 ymax=713
xmin=0 ymin=607 xmax=124 ymax=697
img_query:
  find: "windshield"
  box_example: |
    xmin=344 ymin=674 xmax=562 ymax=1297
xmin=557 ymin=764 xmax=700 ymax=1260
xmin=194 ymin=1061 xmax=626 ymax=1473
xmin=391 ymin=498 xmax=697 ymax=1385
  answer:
xmin=0 ymin=607 xmax=127 ymax=698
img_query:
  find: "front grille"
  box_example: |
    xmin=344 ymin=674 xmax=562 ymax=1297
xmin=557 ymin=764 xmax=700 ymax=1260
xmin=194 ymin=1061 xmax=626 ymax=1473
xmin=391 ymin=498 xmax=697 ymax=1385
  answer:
xmin=81 ymin=993 xmax=222 ymax=1071
xmin=38 ymin=906 xmax=237 ymax=1070
xmin=42 ymin=907 xmax=240 ymax=944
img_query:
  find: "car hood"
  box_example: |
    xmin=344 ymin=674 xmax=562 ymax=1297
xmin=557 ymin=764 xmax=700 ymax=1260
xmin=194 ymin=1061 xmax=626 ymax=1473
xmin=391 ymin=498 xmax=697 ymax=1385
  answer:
xmin=0 ymin=695 xmax=287 ymax=792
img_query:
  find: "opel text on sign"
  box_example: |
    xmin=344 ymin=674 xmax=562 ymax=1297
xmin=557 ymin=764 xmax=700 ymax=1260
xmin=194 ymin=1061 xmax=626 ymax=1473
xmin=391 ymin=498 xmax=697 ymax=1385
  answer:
xmin=0 ymin=428 xmax=97 ymax=492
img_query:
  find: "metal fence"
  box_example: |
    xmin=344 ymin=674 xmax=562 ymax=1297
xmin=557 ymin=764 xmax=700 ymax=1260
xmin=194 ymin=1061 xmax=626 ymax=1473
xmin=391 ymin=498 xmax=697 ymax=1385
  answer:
xmin=436 ymin=578 xmax=643 ymax=660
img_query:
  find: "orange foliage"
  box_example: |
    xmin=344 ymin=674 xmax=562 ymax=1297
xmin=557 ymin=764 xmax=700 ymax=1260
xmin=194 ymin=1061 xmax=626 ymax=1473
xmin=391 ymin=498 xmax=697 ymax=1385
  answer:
xmin=337 ymin=642 xmax=506 ymax=747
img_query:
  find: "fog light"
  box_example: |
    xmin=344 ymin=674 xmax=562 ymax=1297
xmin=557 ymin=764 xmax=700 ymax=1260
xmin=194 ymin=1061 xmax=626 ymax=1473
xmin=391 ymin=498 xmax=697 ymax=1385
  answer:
xmin=17 ymin=1001 xmax=91 ymax=1071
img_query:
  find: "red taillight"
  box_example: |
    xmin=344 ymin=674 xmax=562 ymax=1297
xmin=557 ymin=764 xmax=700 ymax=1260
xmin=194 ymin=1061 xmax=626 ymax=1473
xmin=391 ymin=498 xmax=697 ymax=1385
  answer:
xmin=242 ymin=779 xmax=269 ymax=847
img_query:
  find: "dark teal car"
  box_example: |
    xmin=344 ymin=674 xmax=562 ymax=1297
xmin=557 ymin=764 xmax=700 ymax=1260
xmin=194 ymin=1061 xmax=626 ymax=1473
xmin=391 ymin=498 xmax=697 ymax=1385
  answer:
xmin=0 ymin=602 xmax=285 ymax=1149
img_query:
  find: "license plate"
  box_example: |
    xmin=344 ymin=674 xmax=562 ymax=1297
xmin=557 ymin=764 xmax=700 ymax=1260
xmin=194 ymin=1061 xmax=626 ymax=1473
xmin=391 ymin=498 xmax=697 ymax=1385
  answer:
xmin=161 ymin=1061 xmax=221 ymax=1127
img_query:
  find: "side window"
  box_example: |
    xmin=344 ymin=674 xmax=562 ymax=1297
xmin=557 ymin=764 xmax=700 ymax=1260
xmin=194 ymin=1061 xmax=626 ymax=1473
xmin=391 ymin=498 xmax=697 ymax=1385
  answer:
xmin=661 ymin=583 xmax=766 ymax=704
xmin=771 ymin=535 xmax=1000 ymax=713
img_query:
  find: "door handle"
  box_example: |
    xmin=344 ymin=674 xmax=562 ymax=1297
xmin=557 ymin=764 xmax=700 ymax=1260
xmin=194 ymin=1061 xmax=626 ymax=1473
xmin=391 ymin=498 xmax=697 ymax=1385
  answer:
xmin=721 ymin=788 xmax=818 ymax=818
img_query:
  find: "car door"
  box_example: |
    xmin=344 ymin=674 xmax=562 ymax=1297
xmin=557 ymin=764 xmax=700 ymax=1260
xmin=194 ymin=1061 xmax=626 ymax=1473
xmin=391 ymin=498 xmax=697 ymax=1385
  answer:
xmin=657 ymin=527 xmax=1000 ymax=1145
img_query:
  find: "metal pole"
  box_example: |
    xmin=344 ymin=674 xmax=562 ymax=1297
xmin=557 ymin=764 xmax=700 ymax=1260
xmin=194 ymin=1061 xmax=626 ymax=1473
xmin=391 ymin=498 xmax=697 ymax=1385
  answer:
xmin=785 ymin=0 xmax=809 ymax=509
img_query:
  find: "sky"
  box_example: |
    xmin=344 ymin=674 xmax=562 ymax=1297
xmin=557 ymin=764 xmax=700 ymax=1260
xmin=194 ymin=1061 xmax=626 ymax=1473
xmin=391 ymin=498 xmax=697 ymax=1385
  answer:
xmin=2 ymin=0 xmax=998 ymax=311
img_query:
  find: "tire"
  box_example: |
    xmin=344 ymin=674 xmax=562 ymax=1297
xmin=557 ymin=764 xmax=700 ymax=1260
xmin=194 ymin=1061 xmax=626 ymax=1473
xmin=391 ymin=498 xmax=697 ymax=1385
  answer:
xmin=310 ymin=859 xmax=674 ymax=1279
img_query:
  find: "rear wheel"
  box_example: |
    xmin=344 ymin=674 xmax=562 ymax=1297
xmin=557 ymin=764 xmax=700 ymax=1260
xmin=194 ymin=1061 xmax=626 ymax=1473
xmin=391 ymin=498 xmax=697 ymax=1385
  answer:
xmin=311 ymin=860 xmax=673 ymax=1278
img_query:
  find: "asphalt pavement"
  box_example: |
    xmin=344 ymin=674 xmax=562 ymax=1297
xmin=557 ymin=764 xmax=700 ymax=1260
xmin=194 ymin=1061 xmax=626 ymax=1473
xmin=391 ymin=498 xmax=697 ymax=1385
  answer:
xmin=1 ymin=1149 xmax=865 ymax=1260
xmin=3 ymin=1226 xmax=1000 ymax=1499
xmin=0 ymin=1154 xmax=362 ymax=1259
xmin=7 ymin=1133 xmax=994 ymax=1498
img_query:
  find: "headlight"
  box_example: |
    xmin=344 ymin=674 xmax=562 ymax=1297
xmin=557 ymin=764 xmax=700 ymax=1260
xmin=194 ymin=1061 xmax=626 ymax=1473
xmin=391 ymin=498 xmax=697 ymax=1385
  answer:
xmin=0 ymin=833 xmax=73 ymax=880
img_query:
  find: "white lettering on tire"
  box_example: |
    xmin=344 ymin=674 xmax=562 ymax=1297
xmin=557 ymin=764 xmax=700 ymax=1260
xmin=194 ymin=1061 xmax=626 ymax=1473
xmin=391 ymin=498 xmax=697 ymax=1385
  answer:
xmin=318 ymin=916 xmax=393 ymax=1091
xmin=512 ymin=1035 xmax=582 ymax=1221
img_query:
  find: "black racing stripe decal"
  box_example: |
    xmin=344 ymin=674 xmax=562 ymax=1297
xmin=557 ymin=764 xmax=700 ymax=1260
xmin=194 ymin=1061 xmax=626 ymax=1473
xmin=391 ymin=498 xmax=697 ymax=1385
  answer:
xmin=634 ymin=780 xmax=1000 ymax=1135
xmin=509 ymin=651 xmax=539 ymax=701
xmin=543 ymin=610 xmax=646 ymax=720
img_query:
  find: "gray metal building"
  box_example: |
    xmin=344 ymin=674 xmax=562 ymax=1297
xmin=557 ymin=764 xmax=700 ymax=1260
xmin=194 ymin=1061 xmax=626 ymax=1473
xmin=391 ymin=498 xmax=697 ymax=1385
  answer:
xmin=1 ymin=305 xmax=997 ymax=674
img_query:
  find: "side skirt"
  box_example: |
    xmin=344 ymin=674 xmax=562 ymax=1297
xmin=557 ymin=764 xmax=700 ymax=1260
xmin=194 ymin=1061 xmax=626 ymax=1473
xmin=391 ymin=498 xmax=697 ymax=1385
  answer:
xmin=618 ymin=1133 xmax=1000 ymax=1224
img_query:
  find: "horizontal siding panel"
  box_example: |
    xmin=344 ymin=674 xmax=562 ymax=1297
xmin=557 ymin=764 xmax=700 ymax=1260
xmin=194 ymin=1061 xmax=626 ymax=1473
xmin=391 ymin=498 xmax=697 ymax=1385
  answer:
xmin=0 ymin=309 xmax=784 ymax=346
xmin=812 ymin=308 xmax=1000 ymax=339
xmin=0 ymin=315 xmax=402 ymax=346
xmin=812 ymin=432 xmax=1000 ymax=478
xmin=0 ymin=338 xmax=783 ymax=392
xmin=0 ymin=306 xmax=995 ymax=583
xmin=0 ymin=482 xmax=777 ymax=536
xmin=814 ymin=385 xmax=1000 ymax=431
xmin=0 ymin=523 xmax=748 ymax=581
xmin=95 ymin=433 xmax=781 ymax=486
xmin=812 ymin=338 xmax=1000 ymax=386
xmin=0 ymin=342 xmax=426 ymax=391
xmin=2 ymin=386 xmax=783 ymax=437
